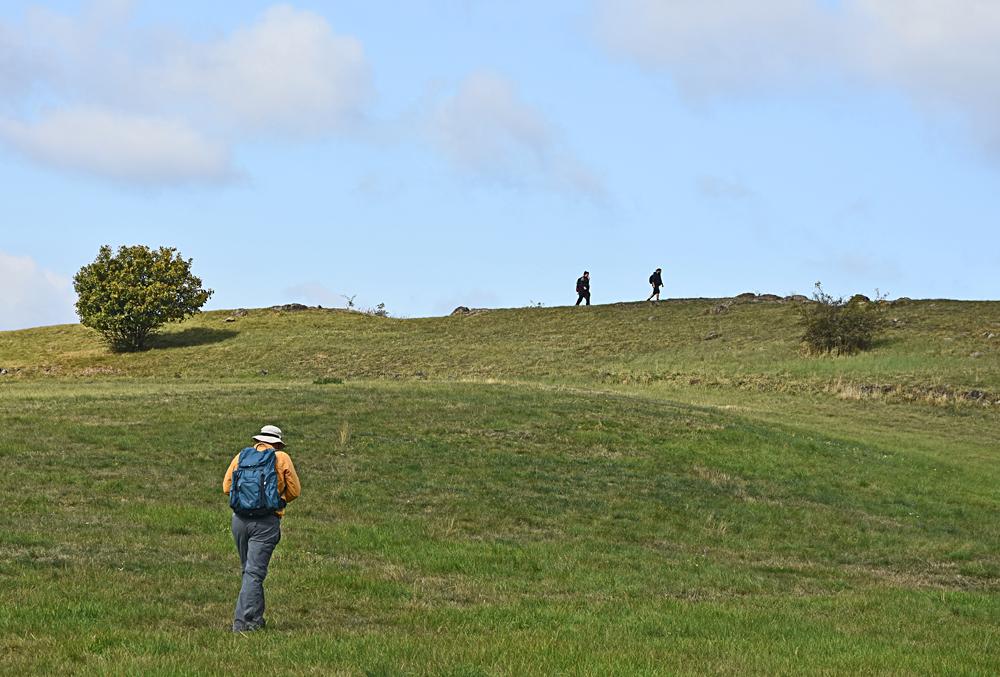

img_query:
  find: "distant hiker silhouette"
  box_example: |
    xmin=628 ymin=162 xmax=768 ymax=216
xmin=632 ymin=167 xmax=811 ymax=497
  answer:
xmin=647 ymin=268 xmax=663 ymax=302
xmin=576 ymin=271 xmax=591 ymax=306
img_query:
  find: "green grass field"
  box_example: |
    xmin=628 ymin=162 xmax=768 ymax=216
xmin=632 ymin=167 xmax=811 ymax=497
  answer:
xmin=1 ymin=298 xmax=997 ymax=675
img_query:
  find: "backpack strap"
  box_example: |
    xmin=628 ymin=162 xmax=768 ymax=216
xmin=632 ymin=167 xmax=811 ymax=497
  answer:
xmin=236 ymin=447 xmax=252 ymax=467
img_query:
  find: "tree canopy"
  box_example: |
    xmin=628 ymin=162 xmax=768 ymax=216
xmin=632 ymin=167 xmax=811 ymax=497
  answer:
xmin=74 ymin=245 xmax=213 ymax=352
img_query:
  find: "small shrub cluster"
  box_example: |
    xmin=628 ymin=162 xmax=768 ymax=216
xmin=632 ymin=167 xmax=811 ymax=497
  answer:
xmin=799 ymin=283 xmax=886 ymax=355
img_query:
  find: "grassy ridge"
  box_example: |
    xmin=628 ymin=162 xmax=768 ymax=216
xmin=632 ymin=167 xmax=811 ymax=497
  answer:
xmin=1 ymin=299 xmax=998 ymax=674
xmin=2 ymin=299 xmax=998 ymax=394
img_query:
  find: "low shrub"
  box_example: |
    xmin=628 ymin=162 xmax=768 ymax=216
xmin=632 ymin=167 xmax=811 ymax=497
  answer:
xmin=800 ymin=283 xmax=886 ymax=355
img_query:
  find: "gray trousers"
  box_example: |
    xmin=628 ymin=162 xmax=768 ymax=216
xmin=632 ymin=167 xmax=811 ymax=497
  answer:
xmin=231 ymin=513 xmax=281 ymax=630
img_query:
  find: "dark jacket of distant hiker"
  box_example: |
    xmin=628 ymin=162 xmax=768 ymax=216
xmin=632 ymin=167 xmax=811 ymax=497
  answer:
xmin=649 ymin=270 xmax=663 ymax=289
xmin=576 ymin=274 xmax=591 ymax=306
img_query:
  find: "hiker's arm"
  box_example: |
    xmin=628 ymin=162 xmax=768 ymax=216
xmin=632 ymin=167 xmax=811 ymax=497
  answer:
xmin=282 ymin=455 xmax=301 ymax=503
xmin=222 ymin=455 xmax=239 ymax=494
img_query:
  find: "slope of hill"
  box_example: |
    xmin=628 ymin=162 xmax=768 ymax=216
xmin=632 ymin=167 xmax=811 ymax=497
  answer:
xmin=3 ymin=298 xmax=998 ymax=397
xmin=1 ymin=298 xmax=997 ymax=674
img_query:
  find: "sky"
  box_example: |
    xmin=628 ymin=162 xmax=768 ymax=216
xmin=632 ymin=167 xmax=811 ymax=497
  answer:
xmin=2 ymin=0 xmax=999 ymax=330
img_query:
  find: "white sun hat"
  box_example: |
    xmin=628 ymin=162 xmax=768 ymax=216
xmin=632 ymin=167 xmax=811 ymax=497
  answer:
xmin=252 ymin=424 xmax=284 ymax=445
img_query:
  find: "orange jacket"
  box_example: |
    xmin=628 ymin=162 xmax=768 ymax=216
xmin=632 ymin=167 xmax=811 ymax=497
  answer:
xmin=223 ymin=443 xmax=301 ymax=517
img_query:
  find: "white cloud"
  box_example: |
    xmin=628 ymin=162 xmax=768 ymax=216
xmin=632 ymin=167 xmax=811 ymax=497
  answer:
xmin=597 ymin=0 xmax=1000 ymax=156
xmin=430 ymin=72 xmax=548 ymax=173
xmin=0 ymin=24 xmax=32 ymax=101
xmin=846 ymin=0 xmax=1000 ymax=153
xmin=597 ymin=0 xmax=840 ymax=96
xmin=427 ymin=71 xmax=604 ymax=196
xmin=0 ymin=251 xmax=76 ymax=331
xmin=0 ymin=2 xmax=371 ymax=183
xmin=158 ymin=4 xmax=371 ymax=135
xmin=0 ymin=108 xmax=233 ymax=184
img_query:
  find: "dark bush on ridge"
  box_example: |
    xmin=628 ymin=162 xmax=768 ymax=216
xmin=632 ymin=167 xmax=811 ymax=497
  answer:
xmin=800 ymin=282 xmax=886 ymax=355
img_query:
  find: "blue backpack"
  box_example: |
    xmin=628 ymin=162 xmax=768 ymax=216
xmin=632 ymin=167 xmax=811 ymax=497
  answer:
xmin=229 ymin=447 xmax=286 ymax=517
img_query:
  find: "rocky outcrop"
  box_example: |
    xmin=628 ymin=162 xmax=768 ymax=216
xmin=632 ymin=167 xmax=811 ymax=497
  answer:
xmin=451 ymin=306 xmax=490 ymax=317
xmin=704 ymin=292 xmax=790 ymax=314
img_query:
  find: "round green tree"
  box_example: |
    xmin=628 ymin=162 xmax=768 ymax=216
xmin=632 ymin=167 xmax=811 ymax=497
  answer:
xmin=74 ymin=245 xmax=214 ymax=352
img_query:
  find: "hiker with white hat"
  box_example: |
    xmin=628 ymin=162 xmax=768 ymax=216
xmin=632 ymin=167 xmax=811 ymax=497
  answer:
xmin=223 ymin=424 xmax=301 ymax=632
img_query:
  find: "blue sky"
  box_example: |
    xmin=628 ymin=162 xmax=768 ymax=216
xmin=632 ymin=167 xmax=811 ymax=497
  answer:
xmin=2 ymin=0 xmax=998 ymax=330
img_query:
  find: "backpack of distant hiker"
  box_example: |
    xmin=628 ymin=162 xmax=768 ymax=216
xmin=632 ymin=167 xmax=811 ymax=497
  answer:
xmin=649 ymin=274 xmax=656 ymax=285
xmin=229 ymin=447 xmax=285 ymax=517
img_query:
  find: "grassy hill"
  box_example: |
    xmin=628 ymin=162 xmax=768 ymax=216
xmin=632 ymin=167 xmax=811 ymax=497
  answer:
xmin=1 ymin=298 xmax=997 ymax=674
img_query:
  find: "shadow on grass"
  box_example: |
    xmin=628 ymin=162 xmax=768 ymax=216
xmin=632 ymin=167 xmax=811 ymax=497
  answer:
xmin=870 ymin=334 xmax=901 ymax=350
xmin=148 ymin=327 xmax=239 ymax=350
